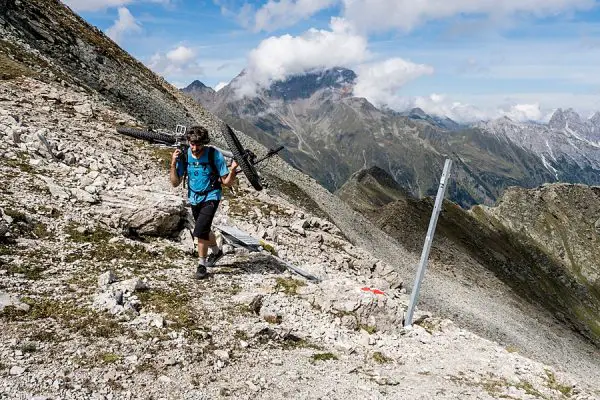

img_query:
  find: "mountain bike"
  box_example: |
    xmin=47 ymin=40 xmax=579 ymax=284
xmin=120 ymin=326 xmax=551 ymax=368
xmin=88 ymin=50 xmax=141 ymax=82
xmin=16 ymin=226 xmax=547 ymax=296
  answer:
xmin=115 ymin=124 xmax=283 ymax=191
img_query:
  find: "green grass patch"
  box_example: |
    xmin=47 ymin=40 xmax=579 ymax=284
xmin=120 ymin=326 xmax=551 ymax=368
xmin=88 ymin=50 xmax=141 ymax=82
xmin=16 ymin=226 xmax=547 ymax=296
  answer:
xmin=282 ymin=337 xmax=321 ymax=351
xmin=2 ymin=152 xmax=35 ymax=173
xmin=359 ymin=324 xmax=377 ymax=335
xmin=0 ymin=244 xmax=16 ymax=256
xmin=234 ymin=330 xmax=249 ymax=341
xmin=505 ymin=345 xmax=519 ymax=353
xmin=32 ymin=222 xmax=53 ymax=239
xmin=0 ymin=298 xmax=126 ymax=338
xmin=138 ymin=289 xmax=201 ymax=332
xmin=27 ymin=328 xmax=59 ymax=343
xmin=163 ymin=245 xmax=184 ymax=259
xmin=99 ymin=352 xmax=121 ymax=364
xmin=64 ymin=223 xmax=113 ymax=243
xmin=259 ymin=240 xmax=278 ymax=256
xmin=6 ymin=262 xmax=46 ymax=280
xmin=372 ymin=352 xmax=392 ymax=364
xmin=3 ymin=208 xmax=27 ymax=223
xmin=64 ymin=224 xmax=155 ymax=267
xmin=275 ymin=277 xmax=306 ymax=295
xmin=545 ymin=370 xmax=573 ymax=397
xmin=263 ymin=314 xmax=282 ymax=324
xmin=20 ymin=342 xmax=37 ymax=353
xmin=311 ymin=352 xmax=338 ymax=363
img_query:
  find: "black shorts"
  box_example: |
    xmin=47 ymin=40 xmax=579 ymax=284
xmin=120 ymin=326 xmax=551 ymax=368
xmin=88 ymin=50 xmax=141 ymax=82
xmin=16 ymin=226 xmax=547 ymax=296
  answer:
xmin=191 ymin=200 xmax=220 ymax=240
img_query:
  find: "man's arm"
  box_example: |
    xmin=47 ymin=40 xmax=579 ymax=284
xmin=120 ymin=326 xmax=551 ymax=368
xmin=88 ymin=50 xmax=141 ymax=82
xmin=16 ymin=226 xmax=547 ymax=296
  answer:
xmin=170 ymin=149 xmax=182 ymax=187
xmin=220 ymin=160 xmax=238 ymax=187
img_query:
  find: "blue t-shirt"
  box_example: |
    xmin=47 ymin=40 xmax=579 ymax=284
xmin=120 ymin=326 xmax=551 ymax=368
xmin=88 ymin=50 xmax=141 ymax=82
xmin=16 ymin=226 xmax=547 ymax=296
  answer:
xmin=176 ymin=147 xmax=230 ymax=204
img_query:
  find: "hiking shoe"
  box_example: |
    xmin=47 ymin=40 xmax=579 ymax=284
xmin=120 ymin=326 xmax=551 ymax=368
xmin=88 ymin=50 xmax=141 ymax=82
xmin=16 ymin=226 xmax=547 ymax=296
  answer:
xmin=194 ymin=264 xmax=208 ymax=280
xmin=206 ymin=249 xmax=224 ymax=267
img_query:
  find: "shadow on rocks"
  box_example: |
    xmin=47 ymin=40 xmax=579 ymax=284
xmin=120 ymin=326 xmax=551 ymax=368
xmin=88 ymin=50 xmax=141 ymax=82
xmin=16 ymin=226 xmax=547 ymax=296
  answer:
xmin=210 ymin=254 xmax=288 ymax=276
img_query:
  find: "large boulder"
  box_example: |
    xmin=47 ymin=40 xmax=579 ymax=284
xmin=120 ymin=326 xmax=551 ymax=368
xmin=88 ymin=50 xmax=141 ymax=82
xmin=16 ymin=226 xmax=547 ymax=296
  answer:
xmin=298 ymin=278 xmax=408 ymax=333
xmin=98 ymin=186 xmax=186 ymax=237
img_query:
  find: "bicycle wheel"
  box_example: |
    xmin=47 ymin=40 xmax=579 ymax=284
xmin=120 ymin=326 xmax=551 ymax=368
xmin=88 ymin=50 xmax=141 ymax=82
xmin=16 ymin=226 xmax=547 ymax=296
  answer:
xmin=116 ymin=127 xmax=176 ymax=145
xmin=222 ymin=124 xmax=263 ymax=191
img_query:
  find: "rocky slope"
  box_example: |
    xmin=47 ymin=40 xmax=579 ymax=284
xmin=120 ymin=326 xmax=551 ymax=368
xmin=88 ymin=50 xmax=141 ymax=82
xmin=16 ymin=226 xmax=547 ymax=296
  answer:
xmin=338 ymin=167 xmax=600 ymax=345
xmin=3 ymin=76 xmax=598 ymax=399
xmin=1 ymin=1 xmax=600 ymax=398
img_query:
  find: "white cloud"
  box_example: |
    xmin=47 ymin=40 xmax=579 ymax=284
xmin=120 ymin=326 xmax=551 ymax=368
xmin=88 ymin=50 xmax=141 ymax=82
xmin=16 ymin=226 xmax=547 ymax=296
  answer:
xmin=166 ymin=46 xmax=196 ymax=64
xmin=413 ymin=94 xmax=490 ymax=122
xmin=106 ymin=7 xmax=142 ymax=45
xmin=233 ymin=18 xmax=369 ymax=97
xmin=250 ymin=0 xmax=338 ymax=32
xmin=504 ymin=103 xmax=544 ymax=121
xmin=215 ymin=82 xmax=228 ymax=91
xmin=412 ymin=95 xmax=558 ymax=122
xmin=353 ymin=58 xmax=434 ymax=109
xmin=63 ymin=0 xmax=172 ymax=12
xmin=341 ymin=0 xmax=595 ymax=33
xmin=147 ymin=45 xmax=204 ymax=79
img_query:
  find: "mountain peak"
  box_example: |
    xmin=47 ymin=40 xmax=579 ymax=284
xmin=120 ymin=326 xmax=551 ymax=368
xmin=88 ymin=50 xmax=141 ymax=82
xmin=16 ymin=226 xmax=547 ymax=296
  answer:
xmin=267 ymin=67 xmax=356 ymax=101
xmin=181 ymin=80 xmax=216 ymax=108
xmin=548 ymin=108 xmax=583 ymax=130
xmin=408 ymin=107 xmax=427 ymax=117
xmin=590 ymin=111 xmax=600 ymax=125
xmin=183 ymin=80 xmax=213 ymax=92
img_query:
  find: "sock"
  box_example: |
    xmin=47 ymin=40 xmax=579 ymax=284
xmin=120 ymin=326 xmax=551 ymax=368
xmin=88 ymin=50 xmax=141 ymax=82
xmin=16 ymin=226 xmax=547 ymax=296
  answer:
xmin=210 ymin=245 xmax=220 ymax=254
xmin=198 ymin=256 xmax=207 ymax=266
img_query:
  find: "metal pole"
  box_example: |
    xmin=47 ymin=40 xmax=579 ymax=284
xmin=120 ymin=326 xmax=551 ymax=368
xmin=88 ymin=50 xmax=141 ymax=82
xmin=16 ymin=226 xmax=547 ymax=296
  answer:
xmin=404 ymin=159 xmax=452 ymax=328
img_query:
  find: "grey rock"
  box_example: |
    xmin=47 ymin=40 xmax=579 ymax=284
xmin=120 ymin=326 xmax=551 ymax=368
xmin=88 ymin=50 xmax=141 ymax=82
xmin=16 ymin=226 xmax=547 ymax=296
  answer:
xmin=100 ymin=188 xmax=185 ymax=237
xmin=116 ymin=278 xmax=148 ymax=293
xmin=0 ymin=293 xmax=30 ymax=312
xmin=98 ymin=271 xmax=117 ymax=287
xmin=71 ymin=187 xmax=99 ymax=203
xmin=9 ymin=366 xmax=26 ymax=375
xmin=73 ymin=103 xmax=94 ymax=116
xmin=214 ymin=350 xmax=229 ymax=361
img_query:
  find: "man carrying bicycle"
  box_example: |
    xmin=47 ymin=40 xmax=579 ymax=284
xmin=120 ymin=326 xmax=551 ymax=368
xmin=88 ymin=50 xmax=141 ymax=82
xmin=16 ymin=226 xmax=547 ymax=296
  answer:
xmin=169 ymin=125 xmax=238 ymax=279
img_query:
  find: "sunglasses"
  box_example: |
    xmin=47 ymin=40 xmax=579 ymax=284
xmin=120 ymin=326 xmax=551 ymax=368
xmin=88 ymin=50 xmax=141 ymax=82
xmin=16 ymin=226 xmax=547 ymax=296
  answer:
xmin=189 ymin=141 xmax=204 ymax=146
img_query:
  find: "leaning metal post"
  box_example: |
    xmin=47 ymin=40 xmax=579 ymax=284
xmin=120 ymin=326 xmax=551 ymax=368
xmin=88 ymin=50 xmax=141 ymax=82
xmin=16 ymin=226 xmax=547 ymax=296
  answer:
xmin=404 ymin=159 xmax=453 ymax=328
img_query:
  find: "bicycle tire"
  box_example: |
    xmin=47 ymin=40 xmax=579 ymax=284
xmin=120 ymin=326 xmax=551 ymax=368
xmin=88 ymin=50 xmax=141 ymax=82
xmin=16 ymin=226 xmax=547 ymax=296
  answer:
xmin=116 ymin=127 xmax=176 ymax=145
xmin=222 ymin=124 xmax=263 ymax=191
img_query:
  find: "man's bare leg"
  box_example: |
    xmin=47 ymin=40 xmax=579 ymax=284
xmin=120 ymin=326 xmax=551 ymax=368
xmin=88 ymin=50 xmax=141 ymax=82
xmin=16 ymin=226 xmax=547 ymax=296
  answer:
xmin=197 ymin=231 xmax=217 ymax=258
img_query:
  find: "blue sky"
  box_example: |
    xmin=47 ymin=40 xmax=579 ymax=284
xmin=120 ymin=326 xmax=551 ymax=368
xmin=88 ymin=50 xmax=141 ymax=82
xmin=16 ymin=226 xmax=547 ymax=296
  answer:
xmin=63 ymin=0 xmax=600 ymax=122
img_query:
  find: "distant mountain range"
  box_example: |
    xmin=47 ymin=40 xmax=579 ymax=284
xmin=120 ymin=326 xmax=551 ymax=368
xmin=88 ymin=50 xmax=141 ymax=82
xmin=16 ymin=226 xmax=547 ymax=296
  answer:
xmin=183 ymin=68 xmax=600 ymax=207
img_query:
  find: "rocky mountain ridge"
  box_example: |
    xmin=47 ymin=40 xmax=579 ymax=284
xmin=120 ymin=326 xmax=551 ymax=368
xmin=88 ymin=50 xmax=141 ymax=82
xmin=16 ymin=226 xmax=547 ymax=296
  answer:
xmin=187 ymin=71 xmax=558 ymax=207
xmin=477 ymin=110 xmax=600 ymax=186
xmin=188 ymin=73 xmax=600 ymax=208
xmin=1 ymin=0 xmax=600 ymax=398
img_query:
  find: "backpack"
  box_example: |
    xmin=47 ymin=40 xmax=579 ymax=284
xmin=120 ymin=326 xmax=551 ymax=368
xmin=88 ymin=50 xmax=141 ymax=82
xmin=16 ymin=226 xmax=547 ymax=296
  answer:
xmin=182 ymin=146 xmax=222 ymax=202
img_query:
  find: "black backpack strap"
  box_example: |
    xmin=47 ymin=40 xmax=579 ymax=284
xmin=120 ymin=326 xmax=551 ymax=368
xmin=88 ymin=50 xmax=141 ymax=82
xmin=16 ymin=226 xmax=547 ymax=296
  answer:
xmin=182 ymin=147 xmax=188 ymax=189
xmin=208 ymin=146 xmax=222 ymax=190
